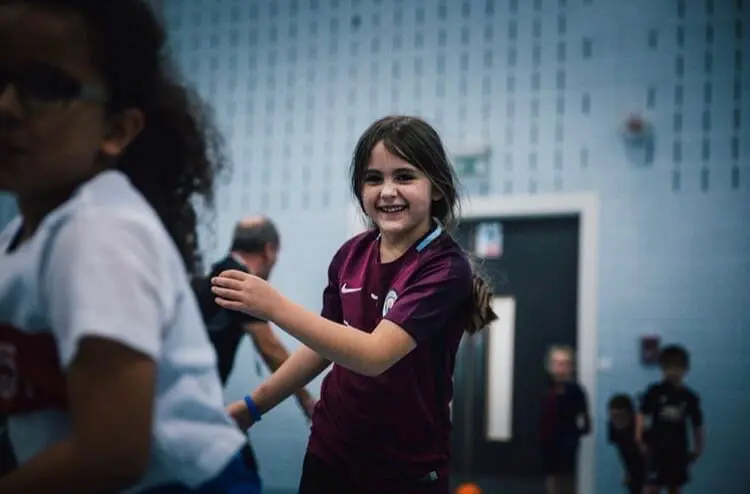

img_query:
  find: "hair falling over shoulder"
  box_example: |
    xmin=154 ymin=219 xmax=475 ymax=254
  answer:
xmin=466 ymin=270 xmax=498 ymax=334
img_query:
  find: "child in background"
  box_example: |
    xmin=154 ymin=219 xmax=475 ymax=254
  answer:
xmin=0 ymin=0 xmax=258 ymax=492
xmin=608 ymin=394 xmax=645 ymax=494
xmin=213 ymin=115 xmax=498 ymax=493
xmin=637 ymin=345 xmax=704 ymax=494
xmin=539 ymin=345 xmax=591 ymax=494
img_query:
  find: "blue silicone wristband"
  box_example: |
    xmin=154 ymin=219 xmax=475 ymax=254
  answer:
xmin=244 ymin=395 xmax=262 ymax=422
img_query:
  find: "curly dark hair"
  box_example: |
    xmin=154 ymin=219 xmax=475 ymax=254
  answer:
xmin=26 ymin=0 xmax=228 ymax=276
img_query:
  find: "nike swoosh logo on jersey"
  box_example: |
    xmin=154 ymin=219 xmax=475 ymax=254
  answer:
xmin=341 ymin=284 xmax=362 ymax=294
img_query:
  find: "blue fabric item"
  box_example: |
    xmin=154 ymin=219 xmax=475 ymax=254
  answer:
xmin=140 ymin=452 xmax=262 ymax=493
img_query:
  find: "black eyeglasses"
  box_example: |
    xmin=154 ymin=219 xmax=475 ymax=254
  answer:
xmin=0 ymin=63 xmax=108 ymax=111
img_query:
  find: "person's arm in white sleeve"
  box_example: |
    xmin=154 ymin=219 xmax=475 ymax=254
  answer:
xmin=0 ymin=212 xmax=170 ymax=494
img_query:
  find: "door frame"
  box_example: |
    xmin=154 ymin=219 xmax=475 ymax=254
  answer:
xmin=346 ymin=192 xmax=600 ymax=494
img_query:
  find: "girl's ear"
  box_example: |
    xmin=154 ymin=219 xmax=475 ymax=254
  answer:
xmin=431 ymin=185 xmax=443 ymax=202
xmin=100 ymin=108 xmax=145 ymax=157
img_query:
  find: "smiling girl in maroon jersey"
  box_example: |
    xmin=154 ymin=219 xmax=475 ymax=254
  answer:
xmin=212 ymin=115 xmax=498 ymax=493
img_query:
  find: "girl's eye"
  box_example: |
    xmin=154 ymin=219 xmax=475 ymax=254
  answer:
xmin=395 ymin=173 xmax=415 ymax=182
xmin=363 ymin=175 xmax=382 ymax=183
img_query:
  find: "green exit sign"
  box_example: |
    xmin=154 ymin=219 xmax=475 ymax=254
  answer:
xmin=455 ymin=155 xmax=489 ymax=179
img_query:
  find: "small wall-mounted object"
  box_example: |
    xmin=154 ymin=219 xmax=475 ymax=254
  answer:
xmin=620 ymin=113 xmax=655 ymax=167
xmin=640 ymin=335 xmax=661 ymax=366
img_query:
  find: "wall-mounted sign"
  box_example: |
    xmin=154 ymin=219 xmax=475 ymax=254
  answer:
xmin=455 ymin=155 xmax=488 ymax=179
xmin=454 ymin=145 xmax=492 ymax=197
xmin=641 ymin=335 xmax=661 ymax=366
xmin=474 ymin=221 xmax=503 ymax=259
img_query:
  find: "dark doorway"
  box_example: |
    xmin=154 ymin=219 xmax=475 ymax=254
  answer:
xmin=451 ymin=216 xmax=580 ymax=493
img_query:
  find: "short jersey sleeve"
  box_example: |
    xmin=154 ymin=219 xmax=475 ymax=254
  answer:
xmin=575 ymin=384 xmax=592 ymax=433
xmin=204 ymin=256 xmax=265 ymax=330
xmin=234 ymin=311 xmax=263 ymax=326
xmin=575 ymin=384 xmax=590 ymax=416
xmin=687 ymin=390 xmax=704 ymax=428
xmin=212 ymin=258 xmax=265 ymax=326
xmin=384 ymin=253 xmax=472 ymax=344
xmin=639 ymin=385 xmax=658 ymax=415
xmin=41 ymin=212 xmax=173 ymax=368
xmin=575 ymin=384 xmax=588 ymax=411
xmin=320 ymin=248 xmax=345 ymax=324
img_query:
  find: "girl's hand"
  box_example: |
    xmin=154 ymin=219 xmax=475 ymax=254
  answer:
xmin=226 ymin=399 xmax=255 ymax=431
xmin=211 ymin=270 xmax=280 ymax=320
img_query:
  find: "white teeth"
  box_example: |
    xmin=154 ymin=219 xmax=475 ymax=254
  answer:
xmin=379 ymin=206 xmax=406 ymax=213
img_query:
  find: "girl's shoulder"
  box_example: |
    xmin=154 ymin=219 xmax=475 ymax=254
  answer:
xmin=328 ymin=228 xmax=379 ymax=268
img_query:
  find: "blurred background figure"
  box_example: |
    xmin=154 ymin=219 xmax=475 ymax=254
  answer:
xmin=194 ymin=217 xmax=312 ymax=401
xmin=608 ymin=394 xmax=645 ymax=494
xmin=637 ymin=345 xmax=704 ymax=494
xmin=192 ymin=217 xmax=317 ymax=473
xmin=539 ymin=346 xmax=591 ymax=494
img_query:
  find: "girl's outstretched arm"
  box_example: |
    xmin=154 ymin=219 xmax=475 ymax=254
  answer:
xmin=213 ymin=254 xmax=470 ymax=377
xmin=269 ymin=301 xmax=415 ymax=376
xmin=0 ymin=338 xmax=154 ymax=494
xmin=213 ymin=271 xmax=419 ymax=377
xmin=228 ymin=345 xmax=329 ymax=429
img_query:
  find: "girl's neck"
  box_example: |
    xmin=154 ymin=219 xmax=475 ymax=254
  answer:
xmin=379 ymin=218 xmax=432 ymax=263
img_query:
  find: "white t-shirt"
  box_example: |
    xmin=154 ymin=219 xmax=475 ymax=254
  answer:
xmin=0 ymin=170 xmax=246 ymax=490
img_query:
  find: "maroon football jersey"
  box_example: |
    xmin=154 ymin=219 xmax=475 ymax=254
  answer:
xmin=307 ymin=223 xmax=473 ymax=490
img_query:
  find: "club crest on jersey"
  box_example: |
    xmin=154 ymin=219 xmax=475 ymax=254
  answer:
xmin=382 ymin=290 xmax=398 ymax=317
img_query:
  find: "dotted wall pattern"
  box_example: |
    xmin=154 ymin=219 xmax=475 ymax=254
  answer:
xmin=165 ymin=0 xmax=747 ymax=217
xmin=156 ymin=0 xmax=750 ymax=492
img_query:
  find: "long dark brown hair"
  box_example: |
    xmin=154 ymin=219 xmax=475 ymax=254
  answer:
xmin=350 ymin=115 xmax=498 ymax=333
